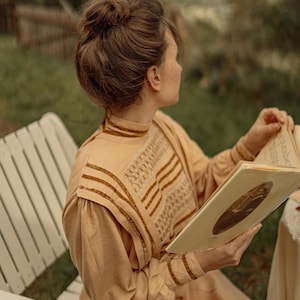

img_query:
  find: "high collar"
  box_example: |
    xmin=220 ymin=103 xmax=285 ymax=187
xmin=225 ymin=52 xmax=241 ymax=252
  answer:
xmin=102 ymin=112 xmax=152 ymax=138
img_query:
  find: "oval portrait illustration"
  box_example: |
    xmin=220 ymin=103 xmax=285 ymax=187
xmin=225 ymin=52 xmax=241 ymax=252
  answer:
xmin=212 ymin=181 xmax=273 ymax=235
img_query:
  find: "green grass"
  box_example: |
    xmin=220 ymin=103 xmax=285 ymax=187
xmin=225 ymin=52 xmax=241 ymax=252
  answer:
xmin=0 ymin=35 xmax=102 ymax=145
xmin=0 ymin=34 xmax=296 ymax=300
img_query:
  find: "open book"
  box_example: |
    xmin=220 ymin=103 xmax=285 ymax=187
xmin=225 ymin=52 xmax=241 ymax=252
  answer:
xmin=166 ymin=125 xmax=300 ymax=253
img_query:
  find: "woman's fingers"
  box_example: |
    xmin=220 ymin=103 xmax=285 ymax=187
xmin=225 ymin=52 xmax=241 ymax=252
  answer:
xmin=230 ymin=223 xmax=262 ymax=257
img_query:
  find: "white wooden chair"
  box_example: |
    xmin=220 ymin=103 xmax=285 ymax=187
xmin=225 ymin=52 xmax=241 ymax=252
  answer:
xmin=0 ymin=113 xmax=82 ymax=299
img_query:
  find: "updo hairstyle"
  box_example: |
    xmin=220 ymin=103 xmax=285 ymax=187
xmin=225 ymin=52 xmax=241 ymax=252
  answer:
xmin=75 ymin=0 xmax=180 ymax=110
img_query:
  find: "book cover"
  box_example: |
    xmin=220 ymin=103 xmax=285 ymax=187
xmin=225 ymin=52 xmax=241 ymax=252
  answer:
xmin=166 ymin=162 xmax=300 ymax=253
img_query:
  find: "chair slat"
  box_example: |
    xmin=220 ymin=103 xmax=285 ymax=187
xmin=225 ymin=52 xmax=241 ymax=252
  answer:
xmin=5 ymin=134 xmax=57 ymax=265
xmin=39 ymin=115 xmax=74 ymax=186
xmin=0 ymin=196 xmax=36 ymax=291
xmin=40 ymin=113 xmax=77 ymax=172
xmin=0 ymin=290 xmax=34 ymax=300
xmin=0 ymin=113 xmax=80 ymax=298
xmin=0 ymin=269 xmax=9 ymax=292
xmin=16 ymin=127 xmax=67 ymax=255
xmin=28 ymin=123 xmax=67 ymax=208
xmin=0 ymin=140 xmax=46 ymax=277
xmin=57 ymin=291 xmax=80 ymax=300
xmin=0 ymin=233 xmax=26 ymax=294
xmin=65 ymin=280 xmax=82 ymax=293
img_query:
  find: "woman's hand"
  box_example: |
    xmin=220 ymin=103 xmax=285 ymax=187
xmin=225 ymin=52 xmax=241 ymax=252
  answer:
xmin=243 ymin=107 xmax=294 ymax=156
xmin=194 ymin=223 xmax=262 ymax=272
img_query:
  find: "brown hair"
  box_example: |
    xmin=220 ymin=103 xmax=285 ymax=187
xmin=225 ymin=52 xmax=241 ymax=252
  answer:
xmin=75 ymin=0 xmax=180 ymax=110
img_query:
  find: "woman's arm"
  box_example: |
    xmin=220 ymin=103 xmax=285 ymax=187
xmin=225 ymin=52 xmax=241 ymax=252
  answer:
xmin=178 ymin=107 xmax=294 ymax=205
xmin=63 ymin=197 xmax=205 ymax=299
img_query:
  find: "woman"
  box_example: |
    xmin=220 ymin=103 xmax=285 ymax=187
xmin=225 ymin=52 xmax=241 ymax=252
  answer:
xmin=62 ymin=0 xmax=293 ymax=299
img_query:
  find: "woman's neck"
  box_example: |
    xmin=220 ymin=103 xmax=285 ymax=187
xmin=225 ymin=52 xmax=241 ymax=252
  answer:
xmin=110 ymin=101 xmax=158 ymax=124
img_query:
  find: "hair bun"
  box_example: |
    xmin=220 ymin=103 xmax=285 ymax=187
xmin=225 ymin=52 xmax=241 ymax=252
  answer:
xmin=105 ymin=0 xmax=131 ymax=28
xmin=83 ymin=0 xmax=131 ymax=36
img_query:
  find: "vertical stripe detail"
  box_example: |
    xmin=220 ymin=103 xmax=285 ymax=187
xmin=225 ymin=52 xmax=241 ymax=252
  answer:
xmin=182 ymin=254 xmax=198 ymax=280
xmin=167 ymin=260 xmax=181 ymax=286
xmin=82 ymin=163 xmax=157 ymax=261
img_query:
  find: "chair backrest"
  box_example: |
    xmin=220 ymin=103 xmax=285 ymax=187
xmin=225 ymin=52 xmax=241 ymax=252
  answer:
xmin=0 ymin=113 xmax=78 ymax=294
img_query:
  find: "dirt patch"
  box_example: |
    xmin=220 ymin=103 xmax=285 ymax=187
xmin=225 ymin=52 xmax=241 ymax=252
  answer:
xmin=0 ymin=119 xmax=21 ymax=138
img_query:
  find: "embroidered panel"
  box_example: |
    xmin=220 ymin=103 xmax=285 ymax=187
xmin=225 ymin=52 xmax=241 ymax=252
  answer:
xmin=125 ymin=128 xmax=169 ymax=195
xmin=154 ymin=176 xmax=195 ymax=245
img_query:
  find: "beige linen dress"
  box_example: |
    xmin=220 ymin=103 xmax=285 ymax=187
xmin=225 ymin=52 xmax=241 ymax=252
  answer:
xmin=63 ymin=111 xmax=254 ymax=299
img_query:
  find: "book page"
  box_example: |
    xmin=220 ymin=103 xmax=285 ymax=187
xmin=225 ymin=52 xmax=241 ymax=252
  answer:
xmin=293 ymin=125 xmax=300 ymax=153
xmin=255 ymin=125 xmax=300 ymax=168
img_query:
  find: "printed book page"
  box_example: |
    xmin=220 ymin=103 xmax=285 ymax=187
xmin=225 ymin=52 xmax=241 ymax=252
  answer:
xmin=255 ymin=125 xmax=300 ymax=168
xmin=292 ymin=125 xmax=300 ymax=155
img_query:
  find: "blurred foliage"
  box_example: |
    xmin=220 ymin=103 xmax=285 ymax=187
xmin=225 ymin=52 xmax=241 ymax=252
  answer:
xmin=12 ymin=0 xmax=82 ymax=9
xmin=256 ymin=0 xmax=300 ymax=53
xmin=187 ymin=0 xmax=300 ymax=106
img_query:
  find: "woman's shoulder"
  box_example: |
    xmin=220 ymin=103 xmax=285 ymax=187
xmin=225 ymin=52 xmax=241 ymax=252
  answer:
xmin=154 ymin=110 xmax=189 ymax=138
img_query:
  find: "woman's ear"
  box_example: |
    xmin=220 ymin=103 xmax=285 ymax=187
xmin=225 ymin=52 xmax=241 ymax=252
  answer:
xmin=146 ymin=65 xmax=161 ymax=92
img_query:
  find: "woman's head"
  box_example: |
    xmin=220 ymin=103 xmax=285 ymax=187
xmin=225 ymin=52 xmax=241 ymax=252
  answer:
xmin=75 ymin=0 xmax=181 ymax=110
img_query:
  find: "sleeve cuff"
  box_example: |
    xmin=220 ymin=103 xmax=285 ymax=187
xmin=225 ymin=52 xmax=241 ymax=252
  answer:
xmin=231 ymin=136 xmax=256 ymax=163
xmin=166 ymin=253 xmax=205 ymax=288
